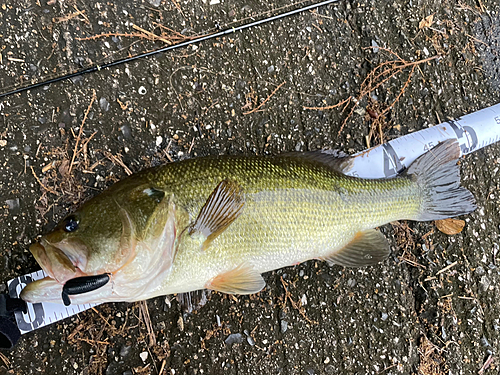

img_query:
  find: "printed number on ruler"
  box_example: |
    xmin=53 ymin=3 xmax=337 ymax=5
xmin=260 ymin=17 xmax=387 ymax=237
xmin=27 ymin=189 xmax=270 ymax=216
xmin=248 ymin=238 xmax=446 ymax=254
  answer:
xmin=8 ymin=275 xmax=46 ymax=332
xmin=382 ymin=144 xmax=404 ymax=177
xmin=449 ymin=121 xmax=478 ymax=154
xmin=423 ymin=141 xmax=435 ymax=153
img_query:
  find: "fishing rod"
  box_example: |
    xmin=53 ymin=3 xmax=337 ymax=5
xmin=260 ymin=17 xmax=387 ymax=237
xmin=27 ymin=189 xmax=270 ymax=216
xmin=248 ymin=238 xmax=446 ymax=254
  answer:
xmin=0 ymin=0 xmax=340 ymax=99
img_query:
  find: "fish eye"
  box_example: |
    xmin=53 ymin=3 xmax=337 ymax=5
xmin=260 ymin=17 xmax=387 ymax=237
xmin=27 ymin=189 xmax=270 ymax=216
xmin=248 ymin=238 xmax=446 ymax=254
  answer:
xmin=63 ymin=215 xmax=79 ymax=232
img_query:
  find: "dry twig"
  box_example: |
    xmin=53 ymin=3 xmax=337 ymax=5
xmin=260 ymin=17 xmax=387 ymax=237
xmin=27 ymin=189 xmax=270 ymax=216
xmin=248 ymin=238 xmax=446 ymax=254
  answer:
xmin=243 ymin=81 xmax=286 ymax=115
xmin=69 ymin=90 xmax=96 ymax=175
xmin=31 ymin=166 xmax=58 ymax=195
xmin=280 ymin=276 xmax=318 ymax=325
xmin=103 ymin=151 xmax=133 ymax=176
xmin=305 ymin=47 xmax=438 ymax=139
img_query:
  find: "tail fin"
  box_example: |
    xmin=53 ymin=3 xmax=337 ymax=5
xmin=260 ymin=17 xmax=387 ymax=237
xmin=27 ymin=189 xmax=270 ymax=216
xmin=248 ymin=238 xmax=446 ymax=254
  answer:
xmin=407 ymin=139 xmax=476 ymax=221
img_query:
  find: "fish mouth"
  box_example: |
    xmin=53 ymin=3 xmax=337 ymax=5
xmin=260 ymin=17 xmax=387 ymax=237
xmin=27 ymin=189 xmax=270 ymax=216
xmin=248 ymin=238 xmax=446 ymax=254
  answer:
xmin=20 ymin=239 xmax=90 ymax=303
xmin=28 ymin=238 xmax=89 ymax=284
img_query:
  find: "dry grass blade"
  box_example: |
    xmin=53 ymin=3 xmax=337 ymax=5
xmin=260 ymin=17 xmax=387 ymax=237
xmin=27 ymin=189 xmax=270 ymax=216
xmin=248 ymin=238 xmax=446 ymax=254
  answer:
xmin=478 ymin=354 xmax=495 ymax=375
xmin=53 ymin=9 xmax=86 ymax=23
xmin=139 ymin=301 xmax=157 ymax=347
xmin=132 ymin=24 xmax=172 ymax=45
xmin=243 ymin=81 xmax=286 ymax=115
xmin=436 ymin=261 xmax=458 ymax=275
xmin=0 ymin=351 xmax=10 ymax=366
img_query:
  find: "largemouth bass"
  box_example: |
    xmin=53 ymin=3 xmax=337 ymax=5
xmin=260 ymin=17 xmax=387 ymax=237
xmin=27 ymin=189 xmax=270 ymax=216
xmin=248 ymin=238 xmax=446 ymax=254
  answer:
xmin=20 ymin=140 xmax=475 ymax=305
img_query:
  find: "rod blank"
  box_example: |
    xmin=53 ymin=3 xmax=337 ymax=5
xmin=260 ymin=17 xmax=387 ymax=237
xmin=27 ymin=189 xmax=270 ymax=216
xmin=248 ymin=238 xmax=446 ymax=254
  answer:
xmin=0 ymin=0 xmax=339 ymax=99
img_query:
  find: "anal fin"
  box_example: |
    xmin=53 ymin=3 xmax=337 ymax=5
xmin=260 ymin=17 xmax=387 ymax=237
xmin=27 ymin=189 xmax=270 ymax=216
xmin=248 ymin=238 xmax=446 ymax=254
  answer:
xmin=206 ymin=264 xmax=265 ymax=294
xmin=321 ymin=229 xmax=390 ymax=267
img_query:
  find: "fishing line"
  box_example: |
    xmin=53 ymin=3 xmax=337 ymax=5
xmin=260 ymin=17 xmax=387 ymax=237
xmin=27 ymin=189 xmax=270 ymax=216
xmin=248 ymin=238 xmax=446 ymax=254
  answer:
xmin=0 ymin=0 xmax=340 ymax=99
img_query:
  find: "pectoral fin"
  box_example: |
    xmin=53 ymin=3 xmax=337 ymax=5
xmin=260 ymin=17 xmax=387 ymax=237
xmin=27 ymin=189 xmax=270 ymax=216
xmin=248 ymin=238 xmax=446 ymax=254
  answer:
xmin=321 ymin=229 xmax=390 ymax=267
xmin=190 ymin=179 xmax=245 ymax=250
xmin=176 ymin=290 xmax=211 ymax=314
xmin=206 ymin=264 xmax=265 ymax=294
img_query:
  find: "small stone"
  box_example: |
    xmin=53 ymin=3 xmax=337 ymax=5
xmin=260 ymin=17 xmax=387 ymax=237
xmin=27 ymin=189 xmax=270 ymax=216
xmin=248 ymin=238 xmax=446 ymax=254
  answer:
xmin=281 ymin=320 xmax=288 ymax=333
xmin=224 ymin=333 xmax=243 ymax=346
xmin=325 ymin=365 xmax=335 ymax=374
xmin=475 ymin=266 xmax=485 ymax=276
xmin=0 ymin=139 xmax=7 ymax=147
xmin=354 ymin=107 xmax=366 ymax=116
xmin=5 ymin=198 xmax=20 ymax=212
xmin=246 ymin=336 xmax=255 ymax=346
xmin=147 ymin=0 xmax=161 ymax=7
xmin=99 ymin=97 xmax=110 ymax=111
xmin=139 ymin=351 xmax=148 ymax=362
xmin=381 ymin=312 xmax=389 ymax=321
xmin=480 ymin=276 xmax=491 ymax=292
xmin=156 ymin=136 xmax=163 ymax=147
xmin=480 ymin=336 xmax=491 ymax=347
xmin=371 ymin=40 xmax=379 ymax=53
xmin=120 ymin=345 xmax=131 ymax=358
xmin=441 ymin=326 xmax=447 ymax=340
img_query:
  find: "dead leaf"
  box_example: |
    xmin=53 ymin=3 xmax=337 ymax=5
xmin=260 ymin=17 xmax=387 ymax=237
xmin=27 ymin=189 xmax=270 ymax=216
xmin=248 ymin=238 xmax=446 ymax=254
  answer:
xmin=419 ymin=14 xmax=434 ymax=29
xmin=435 ymin=218 xmax=465 ymax=235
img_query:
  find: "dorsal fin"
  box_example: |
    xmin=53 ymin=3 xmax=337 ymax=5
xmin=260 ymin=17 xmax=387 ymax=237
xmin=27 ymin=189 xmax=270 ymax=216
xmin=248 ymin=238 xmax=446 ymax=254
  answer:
xmin=189 ymin=179 xmax=245 ymax=250
xmin=321 ymin=229 xmax=390 ymax=267
xmin=206 ymin=264 xmax=265 ymax=294
xmin=283 ymin=150 xmax=354 ymax=174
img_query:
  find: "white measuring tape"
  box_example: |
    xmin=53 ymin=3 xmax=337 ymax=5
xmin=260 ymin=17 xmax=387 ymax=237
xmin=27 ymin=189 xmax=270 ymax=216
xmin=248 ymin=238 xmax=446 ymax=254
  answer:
xmin=346 ymin=103 xmax=500 ymax=178
xmin=6 ymin=102 xmax=500 ymax=335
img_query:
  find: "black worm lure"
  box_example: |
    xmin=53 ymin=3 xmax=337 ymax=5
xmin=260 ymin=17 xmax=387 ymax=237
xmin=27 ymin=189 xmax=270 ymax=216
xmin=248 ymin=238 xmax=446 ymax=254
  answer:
xmin=61 ymin=274 xmax=111 ymax=306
